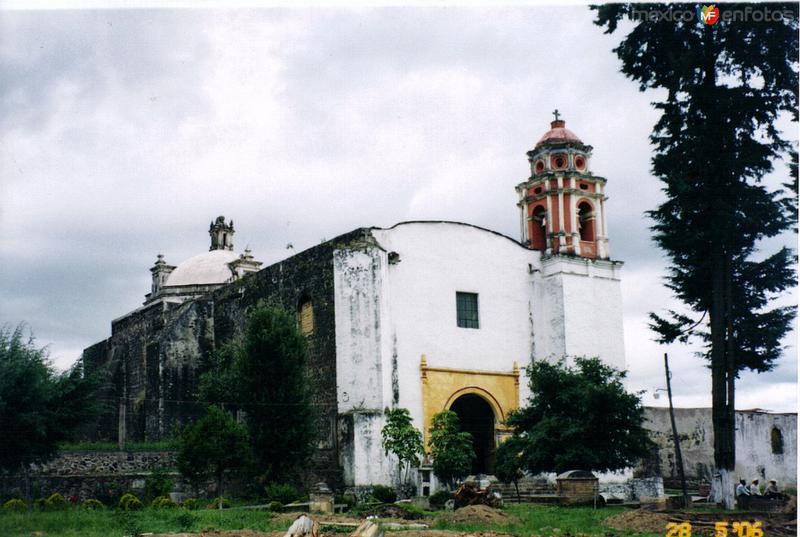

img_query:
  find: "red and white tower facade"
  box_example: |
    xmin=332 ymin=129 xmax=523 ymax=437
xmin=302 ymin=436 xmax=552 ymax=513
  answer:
xmin=516 ymin=111 xmax=610 ymax=259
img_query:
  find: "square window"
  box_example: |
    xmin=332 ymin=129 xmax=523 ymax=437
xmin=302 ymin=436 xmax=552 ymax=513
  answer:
xmin=456 ymin=292 xmax=479 ymax=329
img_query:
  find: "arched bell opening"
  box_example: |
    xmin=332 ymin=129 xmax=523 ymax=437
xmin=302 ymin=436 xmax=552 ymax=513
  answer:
xmin=530 ymin=205 xmax=547 ymax=251
xmin=577 ymin=201 xmax=596 ymax=242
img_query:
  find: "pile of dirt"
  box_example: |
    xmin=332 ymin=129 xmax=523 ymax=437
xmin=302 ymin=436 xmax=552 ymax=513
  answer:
xmin=441 ymin=505 xmax=518 ymax=525
xmin=604 ymin=509 xmax=673 ymax=534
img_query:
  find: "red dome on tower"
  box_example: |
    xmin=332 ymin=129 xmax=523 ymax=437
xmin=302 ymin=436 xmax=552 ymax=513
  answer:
xmin=536 ymin=119 xmax=582 ymax=147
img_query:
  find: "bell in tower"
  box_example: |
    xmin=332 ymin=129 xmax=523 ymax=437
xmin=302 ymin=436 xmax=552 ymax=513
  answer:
xmin=515 ymin=111 xmax=610 ymax=260
xmin=209 ymin=216 xmax=235 ymax=251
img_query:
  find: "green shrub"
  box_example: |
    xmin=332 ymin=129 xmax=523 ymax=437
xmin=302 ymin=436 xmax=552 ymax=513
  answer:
xmin=334 ymin=493 xmax=356 ymax=511
xmin=2 ymin=499 xmax=26 ymax=512
xmin=370 ymin=485 xmax=397 ymax=504
xmin=81 ymin=498 xmax=105 ymax=510
xmin=151 ymin=495 xmax=179 ymax=509
xmin=175 ymin=510 xmax=197 ymax=531
xmin=145 ymin=467 xmax=174 ymax=500
xmin=44 ymin=492 xmax=68 ymax=510
xmin=33 ymin=498 xmax=46 ymax=510
xmin=118 ymin=492 xmax=144 ymax=511
xmin=206 ymin=497 xmax=230 ymax=509
xmin=182 ymin=497 xmax=200 ymax=510
xmin=267 ymin=500 xmax=283 ymax=512
xmin=93 ymin=478 xmax=126 ymax=507
xmin=264 ymin=482 xmax=301 ymax=505
xmin=428 ymin=490 xmax=453 ymax=509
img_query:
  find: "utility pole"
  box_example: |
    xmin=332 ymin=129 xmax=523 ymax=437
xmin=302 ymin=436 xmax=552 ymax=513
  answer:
xmin=665 ymin=352 xmax=690 ymax=508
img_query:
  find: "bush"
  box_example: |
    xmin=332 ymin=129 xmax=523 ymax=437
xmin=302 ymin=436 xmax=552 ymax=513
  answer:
xmin=175 ymin=511 xmax=197 ymax=531
xmin=44 ymin=492 xmax=68 ymax=510
xmin=33 ymin=498 xmax=46 ymax=510
xmin=206 ymin=497 xmax=230 ymax=509
xmin=151 ymin=495 xmax=179 ymax=509
xmin=82 ymin=498 xmax=105 ymax=510
xmin=2 ymin=499 xmax=26 ymax=512
xmin=268 ymin=500 xmax=283 ymax=512
xmin=334 ymin=493 xmax=355 ymax=511
xmin=428 ymin=490 xmax=453 ymax=509
xmin=145 ymin=468 xmax=174 ymax=500
xmin=264 ymin=482 xmax=301 ymax=505
xmin=118 ymin=492 xmax=144 ymax=511
xmin=93 ymin=478 xmax=126 ymax=507
xmin=370 ymin=485 xmax=397 ymax=504
xmin=182 ymin=498 xmax=200 ymax=510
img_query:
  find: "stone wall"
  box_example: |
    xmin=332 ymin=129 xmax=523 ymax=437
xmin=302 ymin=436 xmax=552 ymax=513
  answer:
xmin=643 ymin=407 xmax=797 ymax=489
xmin=82 ymin=228 xmax=370 ymax=489
xmin=0 ymin=451 xmax=177 ymax=502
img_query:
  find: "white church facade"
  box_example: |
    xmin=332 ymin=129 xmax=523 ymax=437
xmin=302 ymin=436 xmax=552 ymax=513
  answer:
xmin=84 ymin=117 xmax=629 ymax=490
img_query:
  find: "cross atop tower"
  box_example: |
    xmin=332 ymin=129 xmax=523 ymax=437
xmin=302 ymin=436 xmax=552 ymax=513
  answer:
xmin=552 ymin=108 xmax=561 ymax=122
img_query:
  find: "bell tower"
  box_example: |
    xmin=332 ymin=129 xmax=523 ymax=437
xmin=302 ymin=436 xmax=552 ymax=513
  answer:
xmin=209 ymin=216 xmax=235 ymax=251
xmin=516 ymin=111 xmax=610 ymax=259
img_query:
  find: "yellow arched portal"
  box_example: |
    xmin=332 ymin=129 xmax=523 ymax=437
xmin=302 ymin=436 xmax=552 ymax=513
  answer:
xmin=420 ymin=355 xmax=519 ymax=449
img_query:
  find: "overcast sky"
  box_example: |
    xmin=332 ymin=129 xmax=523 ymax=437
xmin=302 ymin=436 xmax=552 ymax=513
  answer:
xmin=0 ymin=5 xmax=796 ymax=412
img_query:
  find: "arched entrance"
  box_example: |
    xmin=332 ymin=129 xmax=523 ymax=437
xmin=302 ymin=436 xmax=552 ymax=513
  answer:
xmin=449 ymin=393 xmax=496 ymax=475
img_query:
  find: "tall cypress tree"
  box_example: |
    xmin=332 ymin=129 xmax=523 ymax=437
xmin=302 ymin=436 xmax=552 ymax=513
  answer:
xmin=593 ymin=3 xmax=798 ymax=508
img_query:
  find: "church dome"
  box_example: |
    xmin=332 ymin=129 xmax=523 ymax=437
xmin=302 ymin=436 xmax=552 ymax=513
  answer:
xmin=536 ymin=119 xmax=582 ymax=147
xmin=164 ymin=249 xmax=239 ymax=287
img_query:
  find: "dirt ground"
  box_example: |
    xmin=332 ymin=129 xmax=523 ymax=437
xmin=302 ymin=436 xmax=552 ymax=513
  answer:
xmin=604 ymin=509 xmax=677 ymax=534
xmin=604 ymin=508 xmax=798 ymax=537
xmin=151 ymin=507 xmax=518 ymax=537
xmin=152 ymin=531 xmax=516 ymax=537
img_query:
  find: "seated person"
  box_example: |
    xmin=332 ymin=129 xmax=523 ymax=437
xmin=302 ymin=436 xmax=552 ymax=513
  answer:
xmin=735 ymin=479 xmax=751 ymax=497
xmin=764 ymin=480 xmax=782 ymax=499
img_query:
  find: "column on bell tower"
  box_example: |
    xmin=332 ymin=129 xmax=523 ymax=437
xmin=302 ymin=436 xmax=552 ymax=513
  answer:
xmin=516 ymin=112 xmax=610 ymax=260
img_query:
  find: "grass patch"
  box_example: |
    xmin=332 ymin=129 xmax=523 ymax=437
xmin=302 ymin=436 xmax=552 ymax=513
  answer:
xmin=0 ymin=507 xmax=285 ymax=537
xmin=432 ymin=504 xmax=662 ymax=537
xmin=0 ymin=503 xmax=691 ymax=537
xmin=58 ymin=440 xmax=178 ymax=452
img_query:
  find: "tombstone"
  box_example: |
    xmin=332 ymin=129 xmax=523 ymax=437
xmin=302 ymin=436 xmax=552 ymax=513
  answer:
xmin=556 ymin=470 xmax=599 ymax=505
xmin=309 ymin=482 xmax=334 ymax=515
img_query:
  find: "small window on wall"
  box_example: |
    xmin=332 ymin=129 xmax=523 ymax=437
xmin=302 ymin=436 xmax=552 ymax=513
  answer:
xmin=298 ymin=299 xmax=314 ymax=336
xmin=771 ymin=427 xmax=784 ymax=454
xmin=456 ymin=292 xmax=479 ymax=329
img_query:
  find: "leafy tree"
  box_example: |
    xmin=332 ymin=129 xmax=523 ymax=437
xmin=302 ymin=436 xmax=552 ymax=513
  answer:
xmin=593 ymin=2 xmax=798 ymax=508
xmin=198 ymin=342 xmax=239 ymax=411
xmin=506 ymin=358 xmax=652 ymax=475
xmin=176 ymin=405 xmax=251 ymax=499
xmin=144 ymin=467 xmax=175 ymax=501
xmin=428 ymin=410 xmax=475 ymax=489
xmin=199 ymin=303 xmax=317 ymax=483
xmin=494 ymin=437 xmax=525 ymax=503
xmin=0 ymin=324 xmax=103 ymax=508
xmin=381 ymin=407 xmax=424 ymax=490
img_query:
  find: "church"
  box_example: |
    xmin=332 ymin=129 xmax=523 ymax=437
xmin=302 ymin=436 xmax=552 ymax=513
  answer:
xmin=83 ymin=116 xmax=627 ymax=490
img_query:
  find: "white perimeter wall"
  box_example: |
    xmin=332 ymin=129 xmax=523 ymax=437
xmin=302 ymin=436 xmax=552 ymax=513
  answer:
xmin=644 ymin=407 xmax=797 ymax=488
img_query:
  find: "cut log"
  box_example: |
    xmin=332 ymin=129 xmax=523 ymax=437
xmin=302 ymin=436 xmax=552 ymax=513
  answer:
xmin=284 ymin=514 xmax=320 ymax=537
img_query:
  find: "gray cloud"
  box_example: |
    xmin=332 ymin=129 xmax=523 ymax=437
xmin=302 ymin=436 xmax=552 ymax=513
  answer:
xmin=0 ymin=6 xmax=795 ymax=412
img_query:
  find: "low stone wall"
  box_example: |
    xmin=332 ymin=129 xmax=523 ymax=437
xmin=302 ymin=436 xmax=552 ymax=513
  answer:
xmin=599 ymin=477 xmax=664 ymax=501
xmin=31 ymin=450 xmax=178 ymax=476
xmin=0 ymin=451 xmax=178 ymax=502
